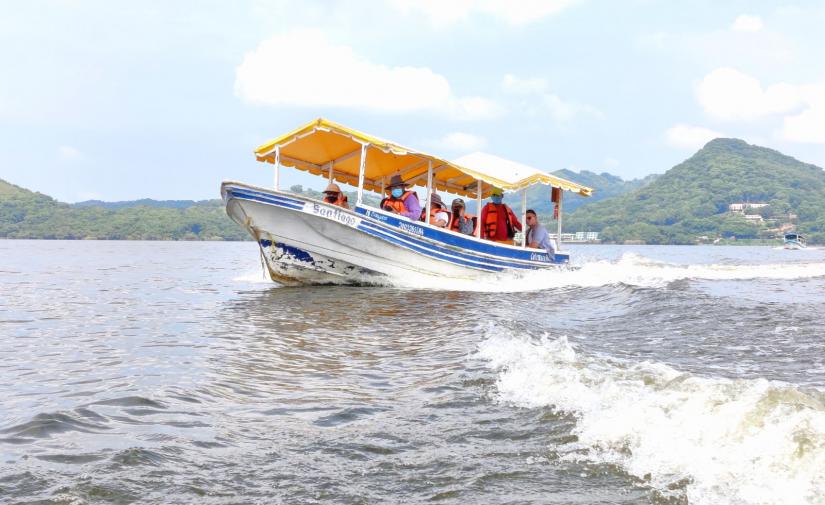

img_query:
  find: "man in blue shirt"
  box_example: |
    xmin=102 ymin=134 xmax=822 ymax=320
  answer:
xmin=525 ymin=209 xmax=555 ymax=256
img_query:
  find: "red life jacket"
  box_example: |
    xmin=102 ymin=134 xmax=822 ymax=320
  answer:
xmin=450 ymin=213 xmax=478 ymax=234
xmin=380 ymin=191 xmax=417 ymax=214
xmin=420 ymin=206 xmax=452 ymax=227
xmin=323 ymin=192 xmax=349 ymax=209
xmin=482 ymin=203 xmax=518 ymax=240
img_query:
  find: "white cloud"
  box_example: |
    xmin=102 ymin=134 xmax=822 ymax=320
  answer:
xmin=781 ymin=88 xmax=825 ymax=144
xmin=428 ymin=132 xmax=488 ymax=151
xmin=503 ymin=74 xmax=601 ymax=121
xmin=731 ymin=14 xmax=763 ymax=32
xmin=696 ymin=67 xmax=825 ymax=144
xmin=235 ymin=30 xmax=499 ymax=120
xmin=664 ymin=124 xmax=725 ymax=149
xmin=58 ymin=145 xmax=83 ymax=161
xmin=390 ymin=0 xmax=578 ymax=26
xmin=447 ymin=96 xmax=503 ymax=121
xmin=697 ymin=67 xmax=801 ymax=120
xmin=502 ymin=74 xmax=547 ymax=94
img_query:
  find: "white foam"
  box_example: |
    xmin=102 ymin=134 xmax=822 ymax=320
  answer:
xmin=385 ymin=253 xmax=825 ymax=292
xmin=477 ymin=331 xmax=825 ymax=504
xmin=232 ymin=268 xmax=277 ymax=284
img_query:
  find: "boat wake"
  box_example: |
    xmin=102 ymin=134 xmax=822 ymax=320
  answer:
xmin=383 ymin=252 xmax=825 ymax=292
xmin=232 ymin=269 xmax=273 ymax=284
xmin=233 ymin=252 xmax=825 ymax=291
xmin=477 ymin=329 xmax=825 ymax=505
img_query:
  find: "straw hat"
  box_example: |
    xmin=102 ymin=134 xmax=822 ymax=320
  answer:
xmin=323 ymin=183 xmax=342 ymax=194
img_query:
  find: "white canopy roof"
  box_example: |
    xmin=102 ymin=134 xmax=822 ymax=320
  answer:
xmin=452 ymin=152 xmax=592 ymax=196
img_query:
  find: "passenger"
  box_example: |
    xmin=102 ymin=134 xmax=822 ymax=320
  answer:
xmin=449 ymin=198 xmax=476 ymax=235
xmin=380 ymin=174 xmax=421 ymax=220
xmin=525 ymin=209 xmax=555 ymax=256
xmin=322 ymin=182 xmax=349 ymax=209
xmin=421 ymin=193 xmax=450 ymax=228
xmin=480 ymin=187 xmax=521 ymax=243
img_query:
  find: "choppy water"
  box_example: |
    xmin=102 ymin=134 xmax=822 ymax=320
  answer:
xmin=1 ymin=240 xmax=824 ymax=504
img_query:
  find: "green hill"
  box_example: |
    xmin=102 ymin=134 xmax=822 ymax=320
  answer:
xmin=528 ymin=169 xmax=657 ymax=216
xmin=565 ymin=139 xmax=825 ymax=244
xmin=0 ymin=179 xmax=248 ymax=240
xmin=8 ymin=139 xmax=820 ymax=245
xmin=0 ymin=169 xmax=661 ymax=242
xmin=72 ymin=198 xmax=202 ymax=209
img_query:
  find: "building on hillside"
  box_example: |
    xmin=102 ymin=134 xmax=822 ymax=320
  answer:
xmin=729 ymin=202 xmax=769 ymax=214
xmin=743 ymin=214 xmax=764 ymax=223
xmin=574 ymin=231 xmax=600 ymax=242
xmin=548 ymin=232 xmax=600 ymax=243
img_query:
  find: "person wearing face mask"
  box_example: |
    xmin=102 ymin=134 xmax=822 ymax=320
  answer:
xmin=480 ymin=187 xmax=522 ymax=243
xmin=322 ymin=182 xmax=349 ymax=209
xmin=379 ymin=174 xmax=421 ymax=220
xmin=449 ymin=198 xmax=476 ymax=235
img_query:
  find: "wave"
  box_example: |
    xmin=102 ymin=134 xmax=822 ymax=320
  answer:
xmin=232 ymin=252 xmax=825 ymax=292
xmin=0 ymin=411 xmax=111 ymax=440
xmin=233 ymin=268 xmax=274 ymax=284
xmin=386 ymin=253 xmax=825 ymax=292
xmin=477 ymin=330 xmax=825 ymax=504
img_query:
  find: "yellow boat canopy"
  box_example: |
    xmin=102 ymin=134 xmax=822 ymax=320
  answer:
xmin=254 ymin=118 xmax=593 ymax=198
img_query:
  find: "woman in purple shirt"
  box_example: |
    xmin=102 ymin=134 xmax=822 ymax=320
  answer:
xmin=380 ymin=175 xmax=421 ymax=220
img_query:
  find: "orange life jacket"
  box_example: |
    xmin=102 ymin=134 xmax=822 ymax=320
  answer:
xmin=421 ymin=206 xmax=452 ymax=227
xmin=323 ymin=192 xmax=349 ymax=209
xmin=482 ymin=203 xmax=518 ymax=239
xmin=380 ymin=191 xmax=417 ymax=214
xmin=450 ymin=213 xmax=478 ymax=234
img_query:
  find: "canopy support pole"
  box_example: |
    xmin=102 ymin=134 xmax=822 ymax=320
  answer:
xmin=357 ymin=144 xmax=368 ymax=205
xmin=425 ymin=160 xmax=433 ymax=223
xmin=475 ymin=180 xmax=483 ymax=238
xmin=520 ymin=189 xmax=527 ymax=247
xmin=328 ymin=160 xmax=334 ymax=182
xmin=556 ymin=189 xmax=563 ymax=252
xmin=273 ymin=146 xmax=280 ymax=190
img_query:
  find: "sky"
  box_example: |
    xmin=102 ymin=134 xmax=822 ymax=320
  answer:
xmin=2 ymin=0 xmax=825 ymax=202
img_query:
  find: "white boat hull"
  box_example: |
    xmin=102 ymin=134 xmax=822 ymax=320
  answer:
xmin=222 ymin=182 xmax=568 ymax=286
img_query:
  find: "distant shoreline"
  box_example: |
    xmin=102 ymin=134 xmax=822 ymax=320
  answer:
xmin=1 ymin=237 xmax=787 ymax=246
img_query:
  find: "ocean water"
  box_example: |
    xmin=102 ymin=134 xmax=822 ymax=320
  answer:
xmin=1 ymin=240 xmax=824 ymax=504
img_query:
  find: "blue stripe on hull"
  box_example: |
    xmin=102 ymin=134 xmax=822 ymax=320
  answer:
xmin=354 ymin=207 xmax=565 ymax=264
xmin=358 ymin=220 xmax=526 ymax=270
xmin=355 ymin=223 xmax=502 ymax=272
xmin=226 ymin=188 xmax=305 ymax=210
xmin=224 ymin=185 xmax=566 ymax=272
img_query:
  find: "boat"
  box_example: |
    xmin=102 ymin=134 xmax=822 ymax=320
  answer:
xmin=783 ymin=233 xmax=806 ymax=250
xmin=221 ymin=118 xmax=593 ymax=286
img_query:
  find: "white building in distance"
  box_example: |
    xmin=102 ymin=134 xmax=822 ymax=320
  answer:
xmin=729 ymin=203 xmax=769 ymax=213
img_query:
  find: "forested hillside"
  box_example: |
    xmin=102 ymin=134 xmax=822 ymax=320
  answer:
xmin=565 ymin=139 xmax=825 ymax=244
xmin=7 ymin=138 xmax=820 ymax=244
xmin=526 ymin=169 xmax=657 ymax=217
xmin=0 ymin=179 xmax=248 ymax=240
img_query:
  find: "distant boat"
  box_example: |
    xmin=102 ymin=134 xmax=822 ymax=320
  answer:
xmin=221 ymin=118 xmax=593 ymax=286
xmin=783 ymin=233 xmax=806 ymax=250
